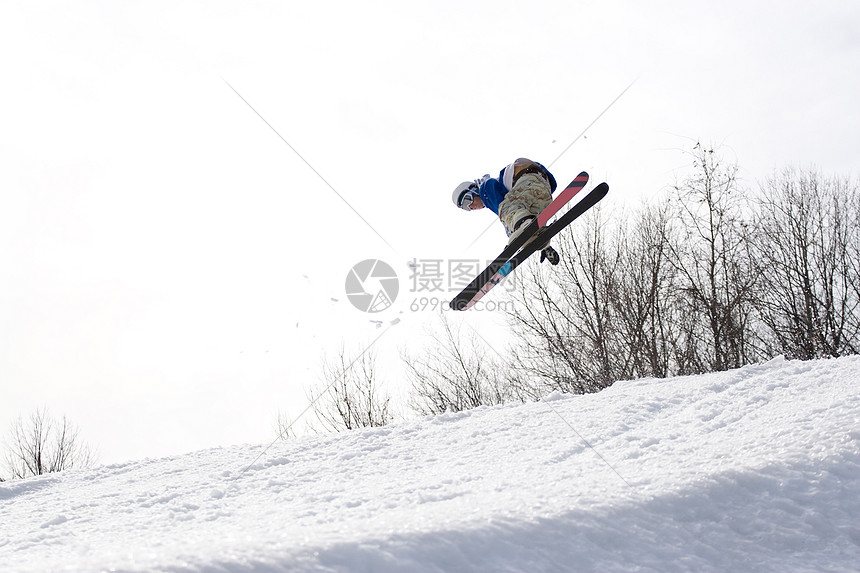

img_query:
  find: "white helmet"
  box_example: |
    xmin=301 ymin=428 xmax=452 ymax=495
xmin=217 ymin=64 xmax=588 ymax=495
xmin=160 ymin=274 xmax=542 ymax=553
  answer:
xmin=452 ymin=181 xmax=477 ymax=211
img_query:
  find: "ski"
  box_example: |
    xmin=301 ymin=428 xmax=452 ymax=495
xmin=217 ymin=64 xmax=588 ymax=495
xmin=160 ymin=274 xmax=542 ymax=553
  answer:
xmin=452 ymin=181 xmax=609 ymax=311
xmin=449 ymin=172 xmax=589 ymax=311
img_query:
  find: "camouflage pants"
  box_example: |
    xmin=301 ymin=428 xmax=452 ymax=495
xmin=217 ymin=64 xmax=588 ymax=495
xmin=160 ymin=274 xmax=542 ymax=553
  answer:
xmin=498 ymin=173 xmax=552 ymax=235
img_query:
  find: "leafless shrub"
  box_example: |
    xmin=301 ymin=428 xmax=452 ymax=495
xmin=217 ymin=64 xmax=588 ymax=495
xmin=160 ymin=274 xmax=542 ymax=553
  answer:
xmin=3 ymin=408 xmax=98 ymax=480
xmin=308 ymin=346 xmax=393 ymax=433
xmin=275 ymin=411 xmax=298 ymax=441
xmin=403 ymin=313 xmax=517 ymax=415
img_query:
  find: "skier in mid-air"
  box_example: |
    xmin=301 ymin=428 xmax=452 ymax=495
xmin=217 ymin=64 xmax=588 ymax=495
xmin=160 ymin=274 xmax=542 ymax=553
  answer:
xmin=452 ymin=157 xmax=560 ymax=264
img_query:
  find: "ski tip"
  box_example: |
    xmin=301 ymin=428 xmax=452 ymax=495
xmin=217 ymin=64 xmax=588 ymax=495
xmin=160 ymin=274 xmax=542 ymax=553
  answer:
xmin=566 ymin=172 xmax=588 ymax=188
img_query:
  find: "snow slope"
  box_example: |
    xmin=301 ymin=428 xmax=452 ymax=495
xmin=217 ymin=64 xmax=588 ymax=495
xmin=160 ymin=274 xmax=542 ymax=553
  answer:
xmin=2 ymin=356 xmax=860 ymax=572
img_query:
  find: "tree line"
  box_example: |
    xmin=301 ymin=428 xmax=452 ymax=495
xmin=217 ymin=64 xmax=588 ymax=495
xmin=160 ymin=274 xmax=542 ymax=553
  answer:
xmin=506 ymin=145 xmax=858 ymax=398
xmin=5 ymin=146 xmax=856 ymax=475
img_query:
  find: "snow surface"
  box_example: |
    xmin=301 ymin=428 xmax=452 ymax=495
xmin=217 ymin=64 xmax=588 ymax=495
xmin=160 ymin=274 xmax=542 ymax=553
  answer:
xmin=2 ymin=356 xmax=860 ymax=572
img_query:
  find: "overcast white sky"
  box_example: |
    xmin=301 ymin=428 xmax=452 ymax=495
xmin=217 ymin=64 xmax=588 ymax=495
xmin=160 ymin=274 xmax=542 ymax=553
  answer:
xmin=2 ymin=0 xmax=859 ymax=465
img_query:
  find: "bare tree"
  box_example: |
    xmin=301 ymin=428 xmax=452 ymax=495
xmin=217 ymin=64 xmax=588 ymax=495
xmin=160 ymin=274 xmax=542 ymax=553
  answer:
xmin=664 ymin=143 xmax=761 ymax=372
xmin=752 ymin=167 xmax=860 ymax=358
xmin=3 ymin=408 xmax=97 ymax=480
xmin=506 ymin=204 xmax=625 ymax=394
xmin=507 ymin=199 xmax=686 ymax=392
xmin=611 ymin=201 xmax=680 ymax=379
xmin=403 ymin=313 xmax=516 ymax=415
xmin=308 ymin=347 xmax=393 ymax=433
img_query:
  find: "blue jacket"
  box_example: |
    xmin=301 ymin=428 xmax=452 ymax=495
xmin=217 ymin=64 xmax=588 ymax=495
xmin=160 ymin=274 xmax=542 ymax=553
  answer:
xmin=476 ymin=162 xmax=557 ymax=215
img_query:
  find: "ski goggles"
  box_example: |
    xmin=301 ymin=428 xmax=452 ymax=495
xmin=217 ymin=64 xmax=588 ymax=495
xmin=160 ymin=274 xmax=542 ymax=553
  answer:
xmin=458 ymin=186 xmax=478 ymax=211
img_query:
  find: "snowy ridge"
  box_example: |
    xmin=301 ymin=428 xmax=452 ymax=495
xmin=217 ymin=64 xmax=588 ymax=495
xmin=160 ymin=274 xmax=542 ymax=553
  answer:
xmin=2 ymin=356 xmax=860 ymax=572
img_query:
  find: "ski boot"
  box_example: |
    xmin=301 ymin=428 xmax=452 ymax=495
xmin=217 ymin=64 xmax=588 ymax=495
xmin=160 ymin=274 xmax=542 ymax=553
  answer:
xmin=540 ymin=245 xmax=560 ymax=265
xmin=506 ymin=215 xmax=536 ymax=245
